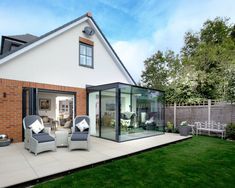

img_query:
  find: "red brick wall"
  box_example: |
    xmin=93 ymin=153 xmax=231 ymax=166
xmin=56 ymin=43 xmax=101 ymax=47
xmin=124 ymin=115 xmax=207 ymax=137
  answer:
xmin=0 ymin=78 xmax=87 ymax=142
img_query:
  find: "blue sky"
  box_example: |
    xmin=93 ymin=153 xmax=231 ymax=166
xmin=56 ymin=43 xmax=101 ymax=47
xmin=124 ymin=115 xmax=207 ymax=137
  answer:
xmin=0 ymin=0 xmax=235 ymax=81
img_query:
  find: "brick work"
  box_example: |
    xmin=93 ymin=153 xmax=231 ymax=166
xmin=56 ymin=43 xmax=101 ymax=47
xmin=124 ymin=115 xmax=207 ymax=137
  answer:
xmin=0 ymin=78 xmax=87 ymax=142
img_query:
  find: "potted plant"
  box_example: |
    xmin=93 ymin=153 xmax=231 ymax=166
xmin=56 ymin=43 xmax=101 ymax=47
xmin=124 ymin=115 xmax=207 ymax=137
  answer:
xmin=179 ymin=121 xmax=191 ymax=136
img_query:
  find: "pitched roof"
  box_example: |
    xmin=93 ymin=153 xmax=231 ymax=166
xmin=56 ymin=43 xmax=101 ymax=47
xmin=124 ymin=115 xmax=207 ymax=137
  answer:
xmin=0 ymin=34 xmax=38 ymax=55
xmin=6 ymin=34 xmax=38 ymax=43
xmin=0 ymin=13 xmax=136 ymax=85
xmin=0 ymin=14 xmax=88 ymax=60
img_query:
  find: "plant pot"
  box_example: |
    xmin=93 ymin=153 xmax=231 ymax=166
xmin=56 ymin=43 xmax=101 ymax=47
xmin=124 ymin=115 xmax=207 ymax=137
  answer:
xmin=179 ymin=126 xmax=191 ymax=136
xmin=0 ymin=138 xmax=11 ymax=147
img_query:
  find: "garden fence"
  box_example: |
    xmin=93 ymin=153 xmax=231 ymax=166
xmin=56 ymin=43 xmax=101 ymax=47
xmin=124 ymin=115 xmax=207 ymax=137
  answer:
xmin=165 ymin=99 xmax=235 ymax=127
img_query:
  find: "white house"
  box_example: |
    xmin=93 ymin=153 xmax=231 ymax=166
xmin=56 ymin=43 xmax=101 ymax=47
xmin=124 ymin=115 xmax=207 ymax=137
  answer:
xmin=0 ymin=12 xmax=164 ymax=142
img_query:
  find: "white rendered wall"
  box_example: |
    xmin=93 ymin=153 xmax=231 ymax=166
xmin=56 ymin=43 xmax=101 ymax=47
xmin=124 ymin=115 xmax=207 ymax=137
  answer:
xmin=0 ymin=21 xmax=133 ymax=88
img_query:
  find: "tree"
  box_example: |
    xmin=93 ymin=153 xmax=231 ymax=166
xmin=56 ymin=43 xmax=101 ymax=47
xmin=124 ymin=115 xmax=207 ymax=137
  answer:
xmin=141 ymin=50 xmax=180 ymax=91
xmin=200 ymin=17 xmax=232 ymax=44
xmin=141 ymin=17 xmax=235 ymax=103
xmin=225 ymin=67 xmax=235 ymax=103
xmin=182 ymin=17 xmax=235 ymax=99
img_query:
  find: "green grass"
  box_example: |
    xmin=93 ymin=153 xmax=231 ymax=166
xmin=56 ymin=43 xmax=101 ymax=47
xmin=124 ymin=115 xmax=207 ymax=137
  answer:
xmin=35 ymin=136 xmax=235 ymax=188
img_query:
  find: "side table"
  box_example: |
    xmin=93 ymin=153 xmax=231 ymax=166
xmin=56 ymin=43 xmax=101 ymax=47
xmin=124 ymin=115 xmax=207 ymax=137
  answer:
xmin=55 ymin=130 xmax=69 ymax=147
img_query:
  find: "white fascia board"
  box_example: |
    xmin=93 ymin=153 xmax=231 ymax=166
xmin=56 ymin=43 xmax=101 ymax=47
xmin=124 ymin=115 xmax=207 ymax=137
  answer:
xmin=87 ymin=19 xmax=135 ymax=85
xmin=0 ymin=17 xmax=88 ymax=65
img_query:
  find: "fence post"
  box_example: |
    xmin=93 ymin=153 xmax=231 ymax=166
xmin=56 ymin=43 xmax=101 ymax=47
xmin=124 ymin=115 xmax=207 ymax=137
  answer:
xmin=174 ymin=102 xmax=177 ymax=128
xmin=208 ymin=99 xmax=211 ymax=124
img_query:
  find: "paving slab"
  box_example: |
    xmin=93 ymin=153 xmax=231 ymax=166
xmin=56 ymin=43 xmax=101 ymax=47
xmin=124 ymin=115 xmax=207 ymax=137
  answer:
xmin=0 ymin=133 xmax=191 ymax=187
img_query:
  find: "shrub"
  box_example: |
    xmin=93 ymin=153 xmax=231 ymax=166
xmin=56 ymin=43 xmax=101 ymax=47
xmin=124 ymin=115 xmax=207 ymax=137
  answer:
xmin=226 ymin=123 xmax=235 ymax=140
xmin=166 ymin=121 xmax=174 ymax=132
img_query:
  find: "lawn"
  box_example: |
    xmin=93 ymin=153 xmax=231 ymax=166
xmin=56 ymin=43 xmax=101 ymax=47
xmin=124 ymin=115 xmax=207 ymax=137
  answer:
xmin=35 ymin=136 xmax=235 ymax=188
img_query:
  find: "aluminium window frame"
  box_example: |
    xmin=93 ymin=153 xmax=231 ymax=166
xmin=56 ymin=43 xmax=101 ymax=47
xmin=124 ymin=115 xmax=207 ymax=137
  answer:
xmin=87 ymin=82 xmax=165 ymax=142
xmin=79 ymin=42 xmax=94 ymax=68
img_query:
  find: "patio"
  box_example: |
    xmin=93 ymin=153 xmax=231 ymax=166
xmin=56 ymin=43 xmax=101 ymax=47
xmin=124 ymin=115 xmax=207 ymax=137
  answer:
xmin=0 ymin=133 xmax=191 ymax=187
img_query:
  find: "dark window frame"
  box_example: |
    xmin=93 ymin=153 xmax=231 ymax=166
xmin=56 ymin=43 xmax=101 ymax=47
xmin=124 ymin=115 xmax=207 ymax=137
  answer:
xmin=86 ymin=82 xmax=165 ymax=142
xmin=79 ymin=42 xmax=94 ymax=68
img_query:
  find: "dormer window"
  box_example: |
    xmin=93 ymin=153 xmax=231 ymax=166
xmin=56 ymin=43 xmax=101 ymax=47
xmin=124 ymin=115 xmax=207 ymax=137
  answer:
xmin=79 ymin=37 xmax=94 ymax=68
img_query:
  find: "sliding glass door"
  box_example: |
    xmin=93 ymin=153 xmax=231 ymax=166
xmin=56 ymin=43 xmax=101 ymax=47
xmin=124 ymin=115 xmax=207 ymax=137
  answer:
xmin=22 ymin=88 xmax=76 ymax=139
xmin=100 ymin=88 xmax=117 ymax=141
xmin=88 ymin=88 xmax=118 ymax=141
xmin=22 ymin=88 xmax=38 ymax=118
xmin=88 ymin=92 xmax=100 ymax=137
xmin=22 ymin=88 xmax=38 ymax=140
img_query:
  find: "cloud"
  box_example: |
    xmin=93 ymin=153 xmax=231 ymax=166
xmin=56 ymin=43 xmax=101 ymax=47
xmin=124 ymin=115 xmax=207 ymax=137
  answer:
xmin=153 ymin=0 xmax=235 ymax=53
xmin=113 ymin=0 xmax=235 ymax=82
xmin=1 ymin=0 xmax=235 ymax=83
xmin=112 ymin=40 xmax=154 ymax=83
xmin=0 ymin=3 xmax=73 ymax=38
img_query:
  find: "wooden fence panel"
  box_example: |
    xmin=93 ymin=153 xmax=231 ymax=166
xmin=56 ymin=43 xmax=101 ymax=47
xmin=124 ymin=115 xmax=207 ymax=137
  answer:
xmin=165 ymin=102 xmax=235 ymax=126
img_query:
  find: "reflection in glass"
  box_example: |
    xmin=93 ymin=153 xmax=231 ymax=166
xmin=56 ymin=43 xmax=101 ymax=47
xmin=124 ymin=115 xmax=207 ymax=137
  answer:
xmin=119 ymin=85 xmax=164 ymax=141
xmin=87 ymin=83 xmax=164 ymax=142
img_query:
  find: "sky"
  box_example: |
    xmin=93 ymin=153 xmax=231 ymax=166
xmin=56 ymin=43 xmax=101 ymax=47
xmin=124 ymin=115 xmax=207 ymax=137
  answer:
xmin=0 ymin=0 xmax=235 ymax=82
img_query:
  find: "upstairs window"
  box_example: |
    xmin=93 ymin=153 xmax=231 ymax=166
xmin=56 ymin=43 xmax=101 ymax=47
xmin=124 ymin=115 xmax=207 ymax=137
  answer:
xmin=79 ymin=42 xmax=93 ymax=68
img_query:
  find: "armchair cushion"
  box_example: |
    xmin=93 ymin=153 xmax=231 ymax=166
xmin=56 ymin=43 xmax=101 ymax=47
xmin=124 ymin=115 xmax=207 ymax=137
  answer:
xmin=71 ymin=132 xmax=88 ymax=141
xmin=32 ymin=133 xmax=55 ymax=143
xmin=76 ymin=119 xmax=89 ymax=132
xmin=29 ymin=120 xmax=44 ymax=134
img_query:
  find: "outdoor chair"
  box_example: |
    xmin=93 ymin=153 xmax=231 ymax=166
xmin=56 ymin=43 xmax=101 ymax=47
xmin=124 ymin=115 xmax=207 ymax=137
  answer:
xmin=23 ymin=115 xmax=56 ymax=155
xmin=68 ymin=115 xmax=90 ymax=151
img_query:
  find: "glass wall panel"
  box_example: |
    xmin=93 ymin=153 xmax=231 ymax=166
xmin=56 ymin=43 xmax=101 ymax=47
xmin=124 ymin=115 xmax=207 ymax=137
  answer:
xmin=100 ymin=88 xmax=116 ymax=141
xmin=120 ymin=87 xmax=132 ymax=137
xmin=87 ymin=83 xmax=164 ymax=142
xmin=119 ymin=84 xmax=164 ymax=141
xmin=88 ymin=92 xmax=100 ymax=137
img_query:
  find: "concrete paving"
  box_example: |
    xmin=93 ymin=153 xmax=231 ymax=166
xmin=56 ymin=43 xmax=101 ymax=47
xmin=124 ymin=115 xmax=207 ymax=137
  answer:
xmin=0 ymin=133 xmax=191 ymax=187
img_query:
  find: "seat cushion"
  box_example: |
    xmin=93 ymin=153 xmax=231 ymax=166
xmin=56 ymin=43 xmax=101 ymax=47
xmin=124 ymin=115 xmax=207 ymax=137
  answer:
xmin=33 ymin=133 xmax=55 ymax=143
xmin=71 ymin=132 xmax=88 ymax=141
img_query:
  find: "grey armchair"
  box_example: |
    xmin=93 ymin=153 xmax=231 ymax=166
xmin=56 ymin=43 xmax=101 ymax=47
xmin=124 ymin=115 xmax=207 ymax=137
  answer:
xmin=23 ymin=115 xmax=56 ymax=155
xmin=68 ymin=115 xmax=90 ymax=151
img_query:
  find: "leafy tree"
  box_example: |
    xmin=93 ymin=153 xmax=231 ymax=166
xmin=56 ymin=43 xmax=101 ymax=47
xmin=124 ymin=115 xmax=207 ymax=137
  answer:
xmin=141 ymin=17 xmax=235 ymax=103
xmin=182 ymin=17 xmax=235 ymax=99
xmin=225 ymin=67 xmax=235 ymax=103
xmin=141 ymin=50 xmax=180 ymax=91
xmin=200 ymin=17 xmax=232 ymax=44
xmin=181 ymin=31 xmax=199 ymax=59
